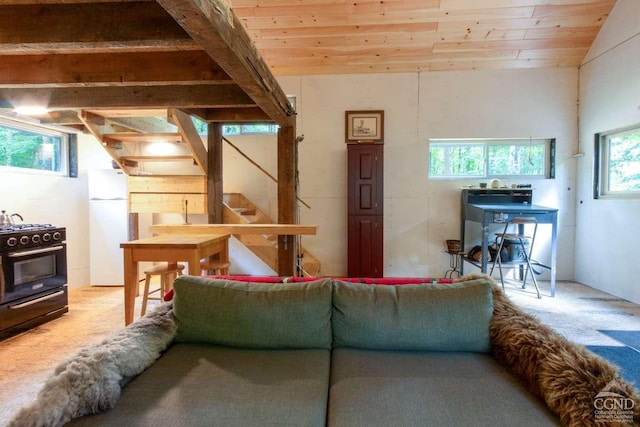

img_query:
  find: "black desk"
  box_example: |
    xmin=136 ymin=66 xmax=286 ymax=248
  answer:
xmin=460 ymin=202 xmax=558 ymax=296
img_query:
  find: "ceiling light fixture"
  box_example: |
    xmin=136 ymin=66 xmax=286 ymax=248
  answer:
xmin=13 ymin=106 xmax=49 ymax=116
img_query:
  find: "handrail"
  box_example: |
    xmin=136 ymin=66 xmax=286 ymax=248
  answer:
xmin=223 ymin=136 xmax=311 ymax=209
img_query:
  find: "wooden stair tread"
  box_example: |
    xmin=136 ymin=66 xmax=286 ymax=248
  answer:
xmin=219 ymin=194 xmax=321 ymax=274
xmin=119 ymin=155 xmax=195 ymax=162
xmin=104 ymin=132 xmax=183 ymax=143
xmin=232 ymin=207 xmax=257 ymax=215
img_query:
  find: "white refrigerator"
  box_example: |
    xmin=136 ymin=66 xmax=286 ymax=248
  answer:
xmin=89 ymin=169 xmax=128 ymax=286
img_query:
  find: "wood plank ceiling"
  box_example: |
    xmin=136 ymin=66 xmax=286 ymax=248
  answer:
xmin=232 ymin=0 xmax=616 ymax=75
xmin=0 ymin=0 xmax=616 ymax=126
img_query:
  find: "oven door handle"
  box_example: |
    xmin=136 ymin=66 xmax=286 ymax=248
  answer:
xmin=9 ymin=290 xmax=65 ymax=309
xmin=8 ymin=245 xmax=65 ymax=258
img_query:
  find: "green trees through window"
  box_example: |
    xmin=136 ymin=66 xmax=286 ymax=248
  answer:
xmin=190 ymin=116 xmax=278 ymax=136
xmin=429 ymin=138 xmax=553 ymax=179
xmin=430 ymin=144 xmax=484 ymax=177
xmin=597 ymin=126 xmax=640 ymax=197
xmin=0 ymin=120 xmax=66 ymax=173
xmin=222 ymin=124 xmax=278 ymax=135
xmin=488 ymin=144 xmax=546 ymax=176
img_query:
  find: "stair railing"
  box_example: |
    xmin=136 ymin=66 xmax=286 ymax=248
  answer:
xmin=223 ymin=136 xmax=311 ymax=209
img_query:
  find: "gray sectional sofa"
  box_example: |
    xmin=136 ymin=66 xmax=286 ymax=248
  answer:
xmin=9 ymin=274 xmax=640 ymax=427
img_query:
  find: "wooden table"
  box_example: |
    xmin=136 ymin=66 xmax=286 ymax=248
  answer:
xmin=120 ymin=233 xmax=229 ymax=325
xmin=149 ymin=223 xmax=317 ymax=236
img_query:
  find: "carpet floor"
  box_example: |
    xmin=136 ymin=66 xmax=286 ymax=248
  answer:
xmin=1 ymin=279 xmax=639 ymax=426
xmin=587 ymin=345 xmax=640 ymax=386
xmin=586 ymin=330 xmax=640 ymax=386
xmin=599 ymin=329 xmax=640 ymax=350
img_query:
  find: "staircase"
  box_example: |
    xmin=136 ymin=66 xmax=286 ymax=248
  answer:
xmin=84 ymin=108 xmax=320 ymax=275
xmin=223 ymin=193 xmax=321 ymax=277
xmin=80 ymin=108 xmax=206 ymax=176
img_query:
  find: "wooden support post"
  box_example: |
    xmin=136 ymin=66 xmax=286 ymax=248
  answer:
xmin=277 ymin=125 xmax=296 ymax=275
xmin=208 ymin=122 xmax=223 ymax=224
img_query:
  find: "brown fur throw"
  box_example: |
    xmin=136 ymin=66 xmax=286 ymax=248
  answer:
xmin=464 ymin=274 xmax=640 ymax=426
xmin=7 ymin=302 xmax=177 ymax=427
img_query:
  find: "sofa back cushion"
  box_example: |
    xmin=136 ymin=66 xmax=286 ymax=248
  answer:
xmin=173 ymin=276 xmax=333 ymax=349
xmin=331 ymin=278 xmax=493 ymax=352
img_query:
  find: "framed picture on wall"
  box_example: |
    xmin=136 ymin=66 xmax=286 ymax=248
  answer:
xmin=345 ymin=110 xmax=384 ymax=143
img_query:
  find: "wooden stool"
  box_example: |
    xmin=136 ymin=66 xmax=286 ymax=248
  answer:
xmin=141 ymin=263 xmax=185 ymax=316
xmin=200 ymin=260 xmax=231 ymax=276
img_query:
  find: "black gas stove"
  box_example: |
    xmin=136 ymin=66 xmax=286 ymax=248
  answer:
xmin=0 ymin=224 xmax=65 ymax=251
xmin=0 ymin=224 xmax=68 ymax=339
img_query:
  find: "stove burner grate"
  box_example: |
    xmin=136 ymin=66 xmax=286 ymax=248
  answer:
xmin=0 ymin=224 xmax=55 ymax=233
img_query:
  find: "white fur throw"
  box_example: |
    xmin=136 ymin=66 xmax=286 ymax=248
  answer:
xmin=8 ymin=302 xmax=177 ymax=427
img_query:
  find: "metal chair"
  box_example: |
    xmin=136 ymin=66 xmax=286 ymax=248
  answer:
xmin=490 ymin=217 xmax=541 ymax=298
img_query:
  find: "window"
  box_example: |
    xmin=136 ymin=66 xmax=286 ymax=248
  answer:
xmin=428 ymin=138 xmax=555 ymax=179
xmin=189 ymin=118 xmax=278 ymax=136
xmin=222 ymin=124 xmax=278 ymax=136
xmin=0 ymin=117 xmax=70 ymax=175
xmin=594 ymin=125 xmax=640 ymax=198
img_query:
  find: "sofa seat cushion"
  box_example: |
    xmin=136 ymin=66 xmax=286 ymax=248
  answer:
xmin=173 ymin=276 xmax=333 ymax=349
xmin=67 ymin=343 xmax=330 ymax=427
xmin=328 ymin=348 xmax=560 ymax=427
xmin=332 ymin=278 xmax=493 ymax=352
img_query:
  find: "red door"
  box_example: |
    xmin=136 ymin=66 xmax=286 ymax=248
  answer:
xmin=348 ymin=144 xmax=383 ymax=215
xmin=347 ymin=144 xmax=383 ymax=277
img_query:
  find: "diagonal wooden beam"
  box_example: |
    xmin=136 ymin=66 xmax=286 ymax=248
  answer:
xmin=169 ymin=108 xmax=208 ymax=174
xmin=79 ymin=110 xmax=132 ymax=172
xmin=157 ymin=0 xmax=295 ymax=126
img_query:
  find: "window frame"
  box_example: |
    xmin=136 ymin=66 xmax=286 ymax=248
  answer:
xmin=428 ymin=138 xmax=555 ymax=180
xmin=0 ymin=116 xmax=72 ymax=176
xmin=194 ymin=96 xmax=296 ymax=137
xmin=594 ymin=124 xmax=640 ymax=199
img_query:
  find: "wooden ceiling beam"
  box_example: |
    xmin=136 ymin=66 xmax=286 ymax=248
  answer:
xmin=6 ymin=0 xmax=152 ymax=3
xmin=200 ymin=107 xmax=271 ymax=123
xmin=0 ymin=51 xmax=233 ymax=87
xmin=157 ymin=0 xmax=295 ymax=126
xmin=179 ymin=107 xmax=271 ymax=123
xmin=0 ymin=84 xmax=256 ymax=110
xmin=0 ymin=2 xmax=195 ymax=54
xmin=26 ymin=109 xmax=82 ymax=126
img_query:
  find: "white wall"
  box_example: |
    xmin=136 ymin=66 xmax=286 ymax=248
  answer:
xmin=576 ymin=0 xmax=640 ymax=303
xmin=223 ymin=68 xmax=579 ymax=278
